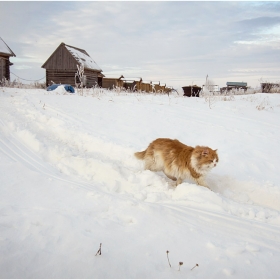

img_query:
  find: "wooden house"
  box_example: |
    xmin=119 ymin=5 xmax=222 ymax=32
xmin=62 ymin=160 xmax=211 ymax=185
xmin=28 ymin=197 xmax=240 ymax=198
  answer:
xmin=220 ymin=82 xmax=247 ymax=93
xmin=41 ymin=42 xmax=102 ymax=87
xmin=123 ymin=77 xmax=142 ymax=91
xmin=159 ymin=83 xmax=166 ymax=93
xmin=152 ymin=81 xmax=161 ymax=92
xmin=182 ymin=85 xmax=202 ymax=97
xmin=165 ymin=86 xmax=172 ymax=94
xmin=0 ymin=37 xmax=16 ymax=82
xmin=98 ymin=73 xmax=105 ymax=87
xmin=140 ymin=80 xmax=152 ymax=92
xmin=102 ymin=74 xmax=124 ymax=89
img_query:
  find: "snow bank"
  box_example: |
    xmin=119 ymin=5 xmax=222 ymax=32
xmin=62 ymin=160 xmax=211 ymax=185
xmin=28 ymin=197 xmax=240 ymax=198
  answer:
xmin=0 ymin=87 xmax=280 ymax=278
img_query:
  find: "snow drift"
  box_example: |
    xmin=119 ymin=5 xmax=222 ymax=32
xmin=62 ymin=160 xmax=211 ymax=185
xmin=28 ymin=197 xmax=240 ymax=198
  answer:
xmin=0 ymin=87 xmax=280 ymax=278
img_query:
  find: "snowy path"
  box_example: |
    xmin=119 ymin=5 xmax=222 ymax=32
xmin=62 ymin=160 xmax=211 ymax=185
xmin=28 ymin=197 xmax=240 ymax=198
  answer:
xmin=1 ymin=87 xmax=280 ymax=278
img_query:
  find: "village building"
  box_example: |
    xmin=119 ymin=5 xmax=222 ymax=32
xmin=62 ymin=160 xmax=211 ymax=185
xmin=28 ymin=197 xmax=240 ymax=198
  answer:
xmin=165 ymin=86 xmax=172 ymax=94
xmin=140 ymin=80 xmax=152 ymax=92
xmin=0 ymin=37 xmax=16 ymax=82
xmin=182 ymin=85 xmax=202 ymax=97
xmin=220 ymin=82 xmax=247 ymax=93
xmin=151 ymin=81 xmax=161 ymax=92
xmin=159 ymin=83 xmax=166 ymax=93
xmin=41 ymin=42 xmax=102 ymax=87
xmin=123 ymin=77 xmax=142 ymax=91
xmin=102 ymin=74 xmax=124 ymax=89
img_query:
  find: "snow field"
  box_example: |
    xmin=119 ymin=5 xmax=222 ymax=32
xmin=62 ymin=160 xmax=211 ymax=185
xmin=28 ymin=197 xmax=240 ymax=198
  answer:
xmin=0 ymin=86 xmax=280 ymax=278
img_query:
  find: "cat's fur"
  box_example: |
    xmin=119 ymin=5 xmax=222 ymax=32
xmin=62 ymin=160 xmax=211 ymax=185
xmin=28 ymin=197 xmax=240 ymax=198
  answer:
xmin=134 ymin=138 xmax=218 ymax=188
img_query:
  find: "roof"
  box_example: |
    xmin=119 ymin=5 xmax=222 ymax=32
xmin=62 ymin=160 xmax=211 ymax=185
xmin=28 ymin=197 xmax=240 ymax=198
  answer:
xmin=152 ymin=81 xmax=160 ymax=85
xmin=182 ymin=85 xmax=201 ymax=88
xmin=226 ymin=82 xmax=247 ymax=87
xmin=41 ymin=42 xmax=102 ymax=72
xmin=103 ymin=74 xmax=124 ymax=79
xmin=64 ymin=44 xmax=102 ymax=72
xmin=0 ymin=37 xmax=16 ymax=57
xmin=124 ymin=77 xmax=142 ymax=82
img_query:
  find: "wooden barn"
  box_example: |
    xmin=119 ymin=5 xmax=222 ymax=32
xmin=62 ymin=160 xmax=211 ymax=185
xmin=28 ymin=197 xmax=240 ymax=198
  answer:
xmin=159 ymin=83 xmax=166 ymax=93
xmin=140 ymin=80 xmax=152 ymax=92
xmin=123 ymin=77 xmax=142 ymax=91
xmin=165 ymin=86 xmax=172 ymax=94
xmin=102 ymin=74 xmax=124 ymax=89
xmin=220 ymin=82 xmax=247 ymax=93
xmin=0 ymin=37 xmax=16 ymax=82
xmin=152 ymin=81 xmax=161 ymax=92
xmin=98 ymin=73 xmax=105 ymax=87
xmin=182 ymin=85 xmax=202 ymax=97
xmin=41 ymin=42 xmax=102 ymax=87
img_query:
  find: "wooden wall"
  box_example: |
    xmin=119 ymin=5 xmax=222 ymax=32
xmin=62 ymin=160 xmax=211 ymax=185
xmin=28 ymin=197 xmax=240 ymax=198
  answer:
xmin=0 ymin=56 xmax=10 ymax=81
xmin=182 ymin=86 xmax=201 ymax=97
xmin=43 ymin=44 xmax=77 ymax=70
xmin=123 ymin=81 xmax=137 ymax=91
xmin=102 ymin=78 xmax=124 ymax=89
xmin=46 ymin=69 xmax=98 ymax=87
xmin=84 ymin=69 xmax=98 ymax=87
xmin=43 ymin=44 xmax=99 ymax=87
xmin=140 ymin=82 xmax=152 ymax=92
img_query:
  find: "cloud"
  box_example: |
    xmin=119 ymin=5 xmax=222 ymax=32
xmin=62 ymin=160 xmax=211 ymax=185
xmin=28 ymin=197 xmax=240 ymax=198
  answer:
xmin=2 ymin=1 xmax=280 ymax=88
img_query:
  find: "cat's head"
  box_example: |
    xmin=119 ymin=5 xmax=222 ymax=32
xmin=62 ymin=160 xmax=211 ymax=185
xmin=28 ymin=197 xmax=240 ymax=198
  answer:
xmin=191 ymin=146 xmax=219 ymax=174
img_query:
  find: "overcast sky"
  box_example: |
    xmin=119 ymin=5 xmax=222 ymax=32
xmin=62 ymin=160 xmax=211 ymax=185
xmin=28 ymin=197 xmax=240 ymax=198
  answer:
xmin=1 ymin=1 xmax=280 ymax=89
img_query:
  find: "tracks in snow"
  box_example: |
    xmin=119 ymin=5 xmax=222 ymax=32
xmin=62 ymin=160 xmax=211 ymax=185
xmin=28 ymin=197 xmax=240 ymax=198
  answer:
xmin=1 ymin=92 xmax=280 ymax=235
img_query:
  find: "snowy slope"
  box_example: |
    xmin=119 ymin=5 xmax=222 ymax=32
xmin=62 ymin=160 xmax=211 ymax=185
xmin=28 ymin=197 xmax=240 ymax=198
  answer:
xmin=0 ymin=86 xmax=280 ymax=278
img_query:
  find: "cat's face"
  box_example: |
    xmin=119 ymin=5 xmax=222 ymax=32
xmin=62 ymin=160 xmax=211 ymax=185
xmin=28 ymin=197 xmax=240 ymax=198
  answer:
xmin=191 ymin=146 xmax=219 ymax=173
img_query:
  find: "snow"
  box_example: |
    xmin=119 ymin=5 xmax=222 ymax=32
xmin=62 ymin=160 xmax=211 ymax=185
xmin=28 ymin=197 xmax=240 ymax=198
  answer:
xmin=65 ymin=45 xmax=102 ymax=72
xmin=0 ymin=86 xmax=280 ymax=278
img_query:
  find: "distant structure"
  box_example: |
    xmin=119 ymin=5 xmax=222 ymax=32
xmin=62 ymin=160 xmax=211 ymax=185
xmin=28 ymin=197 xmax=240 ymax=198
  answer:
xmin=102 ymin=74 xmax=124 ymax=89
xmin=261 ymin=82 xmax=280 ymax=93
xmin=123 ymin=77 xmax=142 ymax=91
xmin=101 ymin=75 xmax=169 ymax=93
xmin=220 ymin=82 xmax=247 ymax=93
xmin=152 ymin=81 xmax=162 ymax=92
xmin=182 ymin=85 xmax=202 ymax=97
xmin=0 ymin=37 xmax=16 ymax=82
xmin=41 ymin=42 xmax=103 ymax=87
xmin=140 ymin=80 xmax=152 ymax=92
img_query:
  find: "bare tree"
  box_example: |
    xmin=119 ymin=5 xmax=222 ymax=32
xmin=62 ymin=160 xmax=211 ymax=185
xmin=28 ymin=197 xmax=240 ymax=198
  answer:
xmin=75 ymin=64 xmax=85 ymax=95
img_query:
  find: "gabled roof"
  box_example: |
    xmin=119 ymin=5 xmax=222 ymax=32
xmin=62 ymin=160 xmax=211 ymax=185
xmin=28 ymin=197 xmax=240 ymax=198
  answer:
xmin=42 ymin=42 xmax=102 ymax=72
xmin=0 ymin=37 xmax=16 ymax=57
xmin=64 ymin=43 xmax=102 ymax=72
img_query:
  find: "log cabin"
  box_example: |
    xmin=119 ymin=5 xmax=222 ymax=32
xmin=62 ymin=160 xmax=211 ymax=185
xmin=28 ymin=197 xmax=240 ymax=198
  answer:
xmin=42 ymin=42 xmax=102 ymax=87
xmin=0 ymin=37 xmax=16 ymax=82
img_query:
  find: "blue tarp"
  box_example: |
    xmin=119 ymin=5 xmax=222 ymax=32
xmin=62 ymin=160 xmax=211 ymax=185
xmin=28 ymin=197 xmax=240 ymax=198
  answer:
xmin=47 ymin=84 xmax=75 ymax=93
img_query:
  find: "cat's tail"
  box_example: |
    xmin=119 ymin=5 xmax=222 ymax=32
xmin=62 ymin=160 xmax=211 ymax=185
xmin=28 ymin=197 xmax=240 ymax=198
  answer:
xmin=134 ymin=150 xmax=146 ymax=160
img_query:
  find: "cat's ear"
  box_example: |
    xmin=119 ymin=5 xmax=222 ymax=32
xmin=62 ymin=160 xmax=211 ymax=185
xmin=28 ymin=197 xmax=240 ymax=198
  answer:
xmin=202 ymin=149 xmax=209 ymax=156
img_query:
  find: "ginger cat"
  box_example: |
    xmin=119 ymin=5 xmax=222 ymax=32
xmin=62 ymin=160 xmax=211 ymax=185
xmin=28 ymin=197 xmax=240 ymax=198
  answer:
xmin=135 ymin=138 xmax=218 ymax=188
